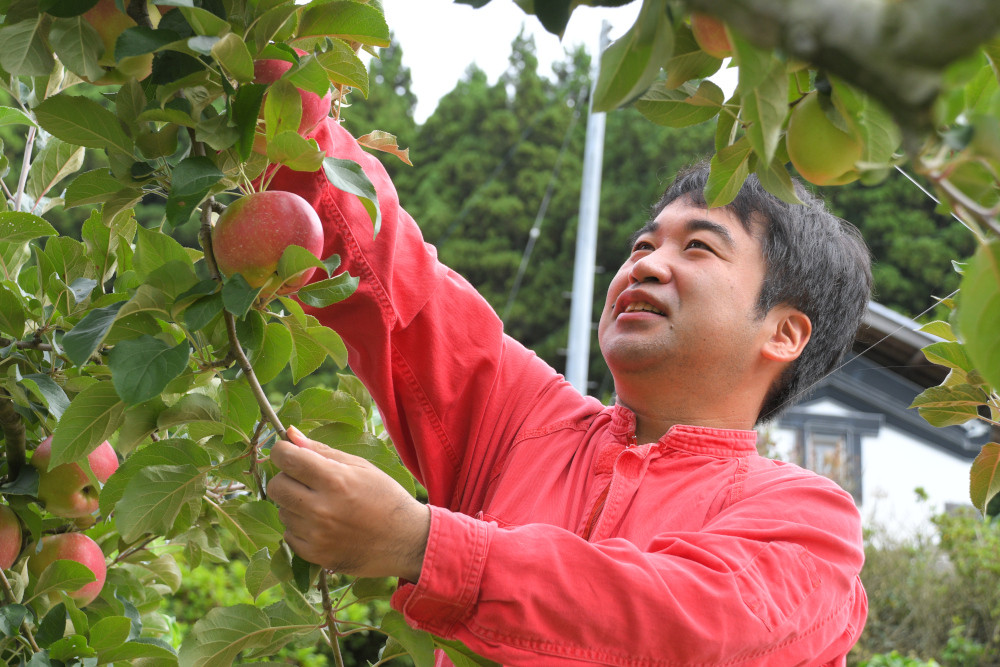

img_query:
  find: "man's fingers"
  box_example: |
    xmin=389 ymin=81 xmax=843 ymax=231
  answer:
xmin=267 ymin=470 xmax=315 ymax=511
xmin=286 ymin=426 xmax=370 ymax=468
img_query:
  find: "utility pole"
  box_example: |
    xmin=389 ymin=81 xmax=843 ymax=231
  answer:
xmin=566 ymin=22 xmax=610 ymax=394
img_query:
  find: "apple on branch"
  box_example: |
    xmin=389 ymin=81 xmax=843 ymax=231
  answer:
xmin=786 ymin=91 xmax=864 ymax=186
xmin=0 ymin=505 xmax=22 ymax=570
xmin=690 ymin=12 xmax=732 ymax=59
xmin=252 ymin=48 xmax=334 ymax=154
xmin=27 ymin=532 xmax=107 ymax=607
xmin=212 ymin=190 xmax=325 ymax=296
xmin=31 ymin=436 xmax=119 ymax=519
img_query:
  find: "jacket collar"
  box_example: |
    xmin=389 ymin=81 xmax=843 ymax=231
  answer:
xmin=609 ymin=402 xmax=759 ymax=458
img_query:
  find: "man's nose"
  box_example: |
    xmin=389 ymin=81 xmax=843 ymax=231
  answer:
xmin=629 ymin=249 xmax=672 ymax=284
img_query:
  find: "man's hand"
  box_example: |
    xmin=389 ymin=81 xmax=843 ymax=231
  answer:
xmin=267 ymin=426 xmax=430 ymax=581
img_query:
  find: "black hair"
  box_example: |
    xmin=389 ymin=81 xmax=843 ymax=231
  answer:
xmin=651 ymin=163 xmax=872 ymax=423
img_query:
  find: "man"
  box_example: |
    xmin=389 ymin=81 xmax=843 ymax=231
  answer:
xmin=267 ymin=119 xmax=871 ymax=665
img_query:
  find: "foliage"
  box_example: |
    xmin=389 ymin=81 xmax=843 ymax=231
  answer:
xmin=850 ymin=509 xmax=999 ymax=665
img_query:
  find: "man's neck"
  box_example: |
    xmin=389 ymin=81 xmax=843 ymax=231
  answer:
xmin=615 ymin=389 xmax=758 ymax=445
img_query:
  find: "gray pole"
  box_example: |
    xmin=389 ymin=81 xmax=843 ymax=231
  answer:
xmin=566 ymin=22 xmax=610 ymax=394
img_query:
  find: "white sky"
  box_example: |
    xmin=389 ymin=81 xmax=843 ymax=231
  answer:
xmin=378 ymin=0 xmax=642 ymax=123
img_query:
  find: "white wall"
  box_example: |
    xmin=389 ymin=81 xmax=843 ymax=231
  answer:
xmin=767 ymin=399 xmax=974 ymax=538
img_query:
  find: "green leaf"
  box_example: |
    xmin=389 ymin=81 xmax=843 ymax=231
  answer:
xmin=380 ymin=610 xmax=435 ymax=667
xmin=220 ymin=377 xmax=259 ymax=443
xmin=266 ymin=131 xmax=326 ymax=172
xmin=108 ymin=335 xmax=191 ymax=405
xmin=101 ymin=437 xmax=210 ymax=516
xmin=133 ymin=224 xmax=194 ymax=277
xmin=232 ymin=83 xmax=267 ymax=160
xmin=34 ymin=94 xmax=133 ymax=155
xmin=49 ymin=381 xmax=125 ymax=467
xmin=741 ymin=57 xmax=788 ymax=165
xmin=0 ymin=286 xmax=26 ymax=338
xmin=297 ymin=1 xmax=390 ymax=47
xmin=62 ymin=301 xmax=127 ymax=366
xmin=215 ymin=500 xmax=284 ymax=555
xmin=592 ymin=0 xmax=672 ymax=112
xmin=663 ymin=21 xmax=721 ymax=89
xmin=970 ymin=443 xmax=1000 ymax=517
xmin=211 ymin=31 xmax=254 ymax=83
xmin=31 ymin=560 xmax=96 ymax=604
xmin=245 ymin=549 xmax=280 ymax=600
xmin=276 ymin=244 xmax=326 ymax=283
xmin=755 ymin=157 xmax=803 ymax=205
xmin=921 ymin=341 xmax=975 ymax=373
xmin=910 ymin=383 xmax=989 ymax=410
xmin=281 ymin=316 xmax=329 ymax=384
xmin=115 ymin=26 xmax=180 ymax=59
xmin=89 ymin=616 xmax=132 ymax=652
xmin=635 ymin=79 xmax=724 ymax=128
xmin=0 ymin=603 xmax=31 ymax=637
xmin=249 ymin=322 xmax=292 ymax=385
xmin=829 ymin=76 xmax=902 ymax=165
xmin=183 ymin=292 xmax=224 ymax=331
xmin=316 ymin=38 xmax=368 ymax=96
xmin=117 ymin=464 xmax=207 ymax=542
xmin=957 ymin=240 xmax=1000 ymax=389
xmin=323 ymin=157 xmax=382 ymax=236
xmin=0 ymin=106 xmax=37 ymax=129
xmin=0 ymin=212 xmax=58 ymax=242
xmin=20 ymin=374 xmax=71 ymax=421
xmin=47 ymin=17 xmax=104 ymax=82
xmin=222 ymin=273 xmax=262 ymax=318
xmin=156 ymin=393 xmax=222 ymax=430
xmin=165 ymin=156 xmax=224 ymax=228
xmin=919 ymin=320 xmax=957 ymax=342
xmin=307 ymin=325 xmax=348 ymax=368
xmin=705 ymin=137 xmax=753 ymax=208
xmin=435 ymin=638 xmax=501 ymax=667
xmin=0 ymin=18 xmax=55 ymax=76
xmin=177 ymin=604 xmax=273 ymax=667
xmin=98 ymin=638 xmax=178 ymax=664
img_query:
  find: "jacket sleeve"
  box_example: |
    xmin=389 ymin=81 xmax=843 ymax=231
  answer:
xmin=267 ymin=119 xmax=599 ymax=510
xmin=392 ymin=468 xmax=867 ymax=666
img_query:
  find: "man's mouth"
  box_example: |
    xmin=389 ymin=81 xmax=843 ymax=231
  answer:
xmin=622 ymin=302 xmax=664 ymax=316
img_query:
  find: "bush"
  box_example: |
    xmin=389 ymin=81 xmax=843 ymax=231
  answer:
xmin=850 ymin=508 xmax=998 ymax=666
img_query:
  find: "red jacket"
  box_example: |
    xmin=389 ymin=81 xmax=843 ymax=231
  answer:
xmin=272 ymin=120 xmax=868 ymax=666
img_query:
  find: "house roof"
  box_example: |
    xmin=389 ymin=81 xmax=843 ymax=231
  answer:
xmin=854 ymin=300 xmax=948 ymax=389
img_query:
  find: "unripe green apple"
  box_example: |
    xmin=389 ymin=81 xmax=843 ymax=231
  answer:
xmin=786 ymin=91 xmax=864 ymax=187
xmin=252 ymin=49 xmax=333 ymax=153
xmin=691 ymin=12 xmax=732 ymax=59
xmin=0 ymin=505 xmax=22 ymax=570
xmin=82 ymin=0 xmax=160 ymax=84
xmin=27 ymin=532 xmax=107 ymax=607
xmin=212 ymin=190 xmax=325 ymax=294
xmin=32 ymin=436 xmax=119 ymax=519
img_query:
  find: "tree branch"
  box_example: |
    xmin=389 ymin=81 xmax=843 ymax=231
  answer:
xmin=320 ymin=570 xmax=346 ymax=667
xmin=683 ymin=0 xmax=1000 ymax=131
xmin=0 ymin=394 xmax=26 ymax=482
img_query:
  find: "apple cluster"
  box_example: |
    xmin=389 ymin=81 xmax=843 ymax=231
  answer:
xmin=0 ymin=437 xmax=118 ymax=607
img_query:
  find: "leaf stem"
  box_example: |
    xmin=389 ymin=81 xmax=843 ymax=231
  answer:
xmin=0 ymin=568 xmax=40 ymax=653
xmin=0 ymin=393 xmax=26 ymax=482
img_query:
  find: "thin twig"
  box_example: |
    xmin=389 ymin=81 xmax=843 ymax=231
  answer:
xmin=111 ymin=536 xmax=158 ymax=566
xmin=320 ymin=570 xmax=346 ymax=667
xmin=224 ymin=311 xmax=286 ymax=440
xmin=0 ymin=568 xmax=40 ymax=652
xmin=0 ymin=337 xmax=55 ymax=351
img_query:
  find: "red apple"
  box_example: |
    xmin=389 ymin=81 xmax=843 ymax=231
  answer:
xmin=691 ymin=12 xmax=732 ymax=59
xmin=27 ymin=533 xmax=107 ymax=607
xmin=212 ymin=190 xmax=325 ymax=294
xmin=0 ymin=505 xmax=22 ymax=570
xmin=32 ymin=437 xmax=119 ymax=519
xmin=252 ymin=48 xmax=333 ymax=152
xmin=82 ymin=0 xmax=160 ymax=84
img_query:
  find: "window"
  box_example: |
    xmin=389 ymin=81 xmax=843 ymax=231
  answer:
xmin=778 ymin=409 xmax=882 ymax=505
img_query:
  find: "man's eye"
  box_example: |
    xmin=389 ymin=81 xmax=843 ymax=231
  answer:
xmin=686 ymin=239 xmax=713 ymax=252
xmin=632 ymin=240 xmax=654 ymax=253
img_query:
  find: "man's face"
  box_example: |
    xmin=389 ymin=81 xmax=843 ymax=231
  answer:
xmin=597 ymin=196 xmax=771 ymax=382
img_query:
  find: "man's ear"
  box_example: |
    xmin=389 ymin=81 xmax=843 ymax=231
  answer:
xmin=761 ymin=307 xmax=811 ymax=363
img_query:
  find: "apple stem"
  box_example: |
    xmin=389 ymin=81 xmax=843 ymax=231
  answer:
xmin=319 ymin=570 xmax=347 ymax=667
xmin=0 ymin=568 xmax=40 ymax=652
xmin=0 ymin=394 xmax=26 ymax=483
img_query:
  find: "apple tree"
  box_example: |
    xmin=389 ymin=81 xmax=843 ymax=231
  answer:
xmin=0 ymin=1 xmax=487 ymax=666
xmin=496 ymin=0 xmax=1000 ymax=517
